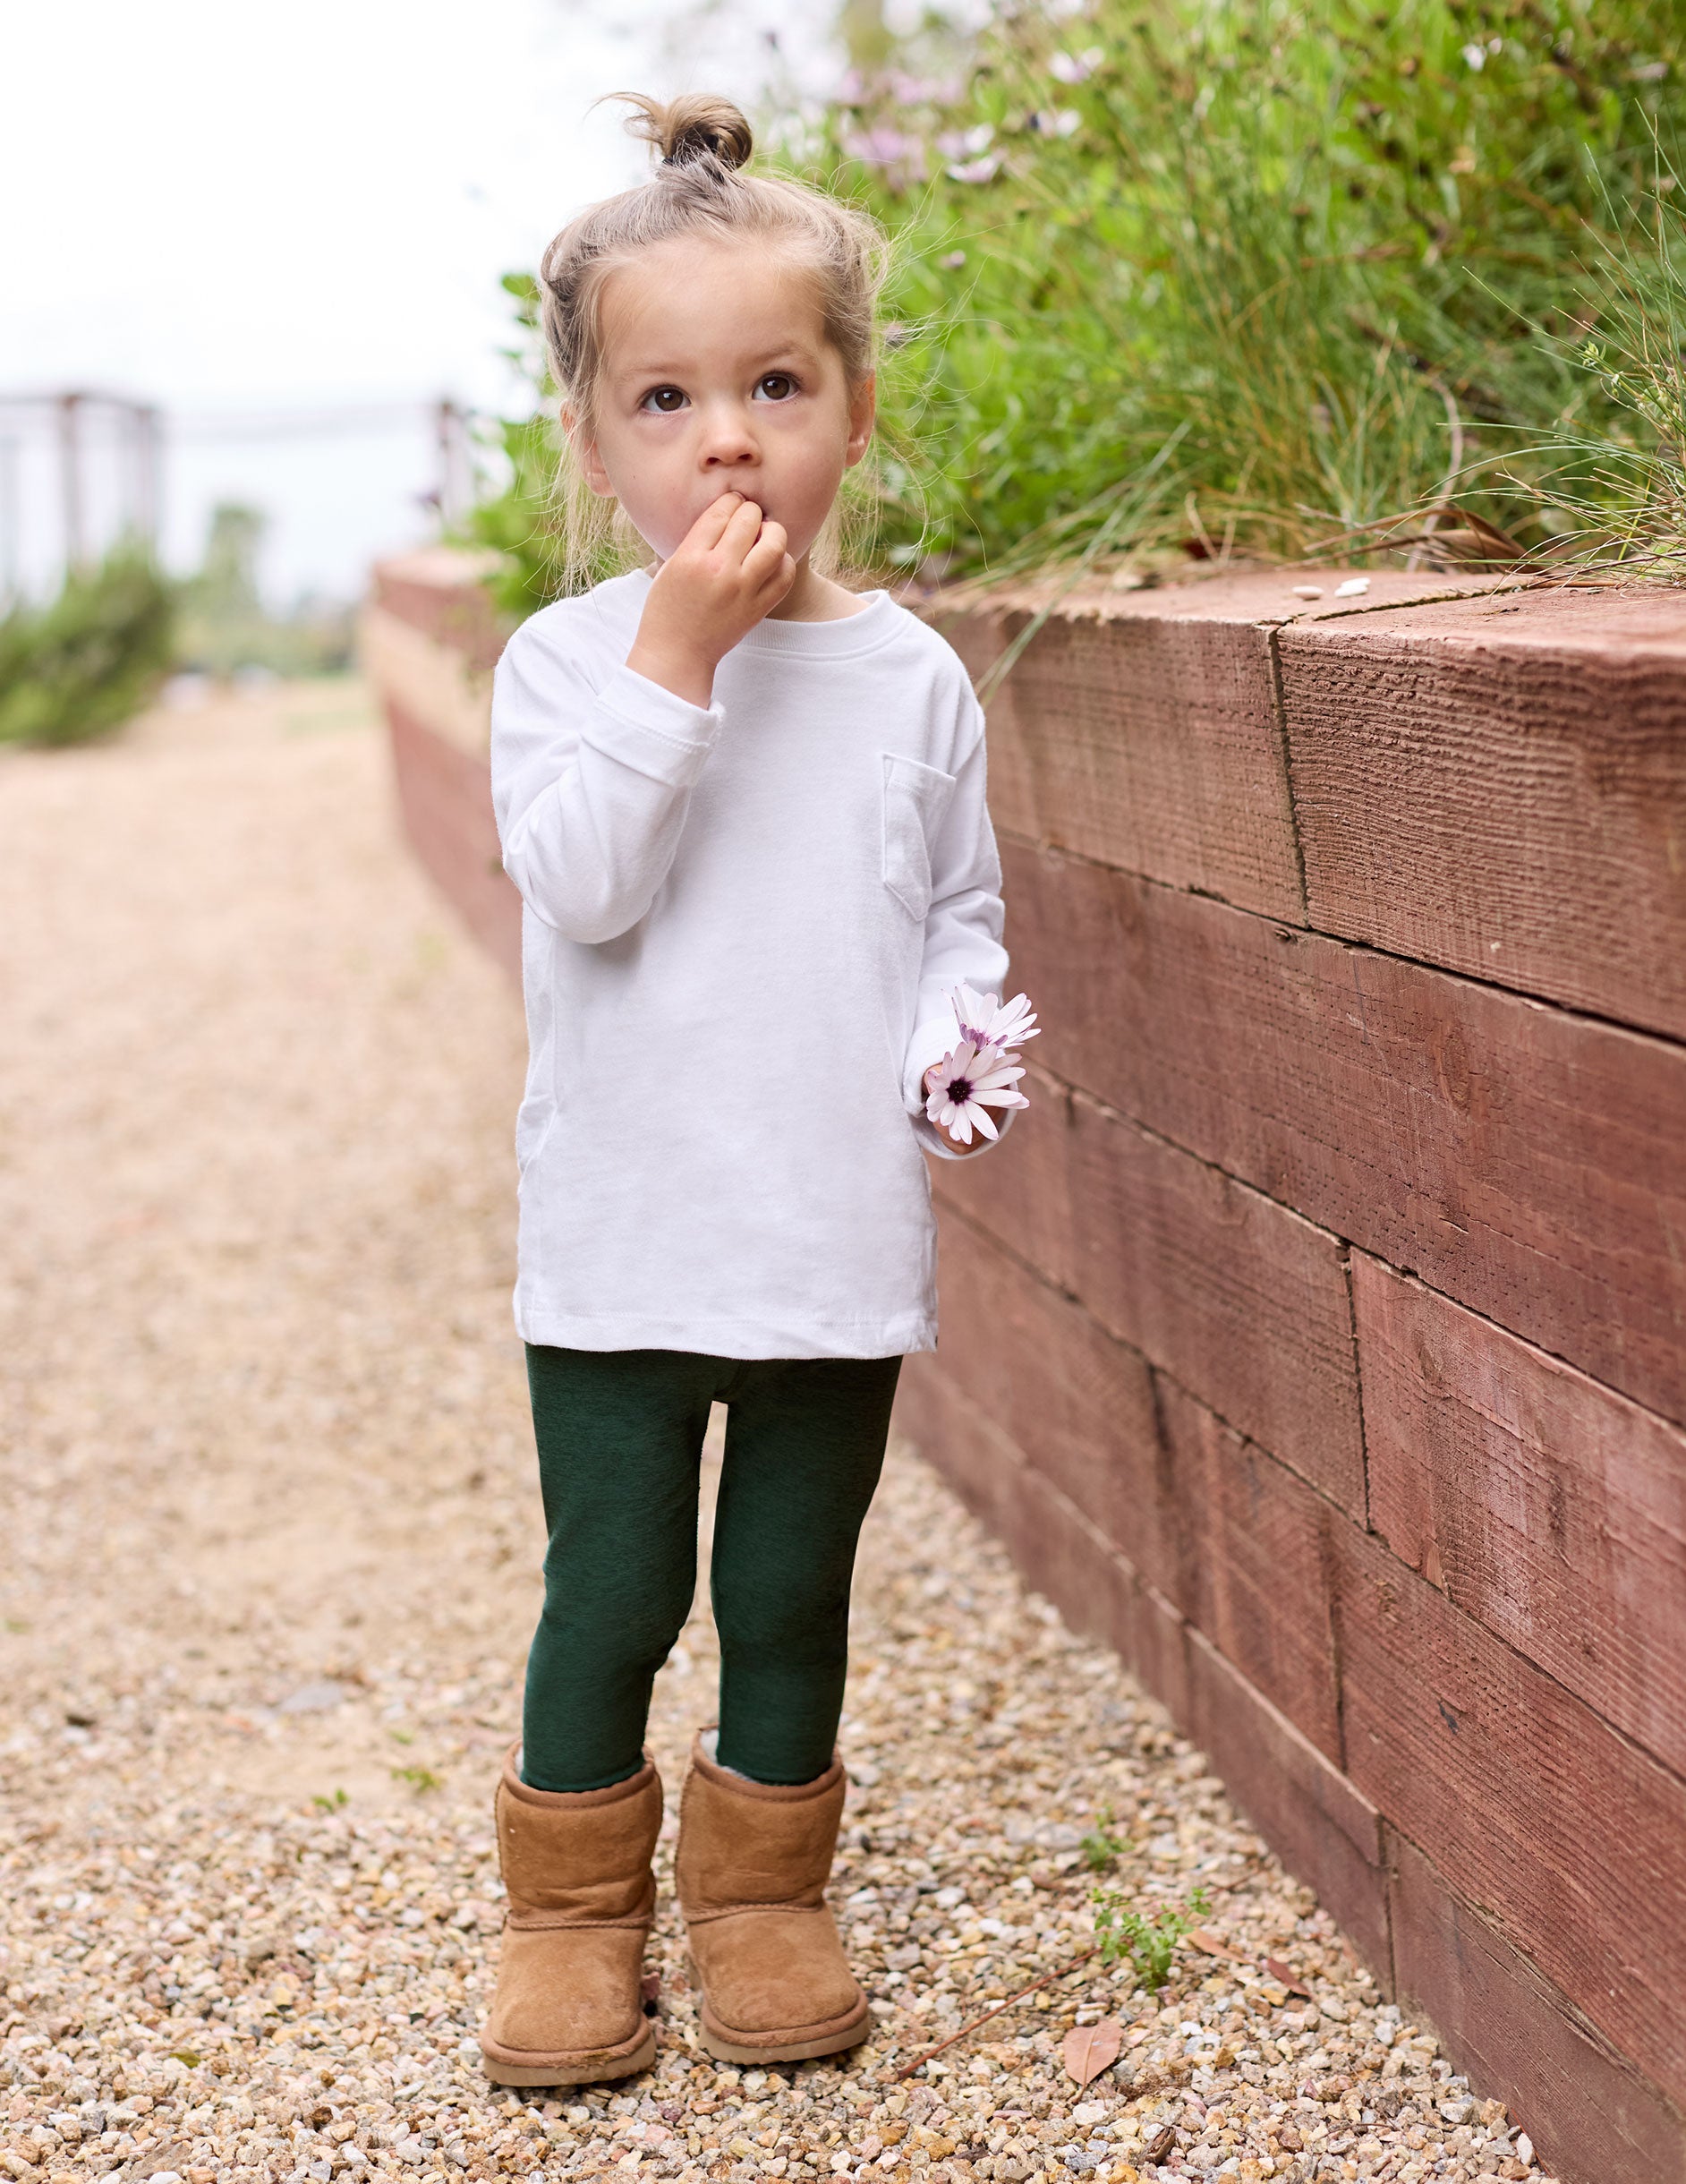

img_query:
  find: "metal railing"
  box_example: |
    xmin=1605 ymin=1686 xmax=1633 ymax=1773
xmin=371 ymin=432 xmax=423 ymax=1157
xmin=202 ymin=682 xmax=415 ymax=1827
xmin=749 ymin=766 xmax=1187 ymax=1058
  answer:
xmin=0 ymin=390 xmax=479 ymax=603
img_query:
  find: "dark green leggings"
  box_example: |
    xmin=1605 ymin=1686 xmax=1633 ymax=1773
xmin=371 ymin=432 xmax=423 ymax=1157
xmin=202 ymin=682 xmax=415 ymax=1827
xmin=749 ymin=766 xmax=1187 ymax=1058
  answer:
xmin=521 ymin=1344 xmax=903 ymax=1793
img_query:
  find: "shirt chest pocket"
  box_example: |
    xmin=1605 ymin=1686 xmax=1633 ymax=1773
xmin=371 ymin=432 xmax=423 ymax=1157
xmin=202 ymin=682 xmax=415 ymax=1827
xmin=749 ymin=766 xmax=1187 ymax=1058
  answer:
xmin=881 ymin=752 xmax=958 ymax=922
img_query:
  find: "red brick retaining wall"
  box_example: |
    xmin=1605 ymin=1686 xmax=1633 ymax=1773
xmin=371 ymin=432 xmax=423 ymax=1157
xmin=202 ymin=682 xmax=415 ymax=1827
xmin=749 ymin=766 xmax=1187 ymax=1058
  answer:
xmin=909 ymin=570 xmax=1686 ymax=2184
xmin=364 ymin=553 xmax=521 ymax=982
xmin=366 ymin=551 xmax=1686 ymax=2183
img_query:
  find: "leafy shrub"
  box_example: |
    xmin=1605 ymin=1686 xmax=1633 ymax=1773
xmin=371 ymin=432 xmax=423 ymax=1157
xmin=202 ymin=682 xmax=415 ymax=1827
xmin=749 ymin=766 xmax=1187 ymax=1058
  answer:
xmin=796 ymin=0 xmax=1685 ymax=580
xmin=0 ymin=549 xmax=175 ymax=749
xmin=468 ymin=0 xmax=1686 ymax=606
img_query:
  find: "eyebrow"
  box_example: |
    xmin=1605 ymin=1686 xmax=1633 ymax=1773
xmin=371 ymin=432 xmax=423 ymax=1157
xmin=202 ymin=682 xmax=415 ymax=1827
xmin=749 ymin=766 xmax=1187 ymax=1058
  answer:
xmin=612 ymin=342 xmax=825 ymax=382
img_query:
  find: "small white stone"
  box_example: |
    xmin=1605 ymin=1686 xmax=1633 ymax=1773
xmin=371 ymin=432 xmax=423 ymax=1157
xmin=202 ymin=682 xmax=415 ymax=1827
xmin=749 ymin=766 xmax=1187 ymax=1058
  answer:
xmin=1334 ymin=576 xmax=1371 ymax=597
xmin=1290 ymin=585 xmax=1323 ymax=600
xmin=278 ymin=1679 xmax=348 ymax=1714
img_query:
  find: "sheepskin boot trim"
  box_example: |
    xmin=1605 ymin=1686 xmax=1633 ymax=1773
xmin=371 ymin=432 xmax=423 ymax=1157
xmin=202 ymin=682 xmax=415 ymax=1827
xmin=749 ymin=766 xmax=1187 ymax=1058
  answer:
xmin=675 ymin=1732 xmax=869 ymax=2060
xmin=480 ymin=1743 xmax=661 ymax=2085
xmin=497 ymin=1747 xmax=660 ymax=1918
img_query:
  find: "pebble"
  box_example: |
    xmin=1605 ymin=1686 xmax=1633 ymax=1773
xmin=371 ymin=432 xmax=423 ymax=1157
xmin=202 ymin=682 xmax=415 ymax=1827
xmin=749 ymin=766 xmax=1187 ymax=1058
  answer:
xmin=0 ymin=692 xmax=1563 ymax=2182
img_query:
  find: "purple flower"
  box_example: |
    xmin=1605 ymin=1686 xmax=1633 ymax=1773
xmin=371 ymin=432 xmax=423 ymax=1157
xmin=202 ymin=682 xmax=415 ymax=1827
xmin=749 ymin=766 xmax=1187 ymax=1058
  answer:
xmin=924 ymin=1039 xmax=1029 ymax=1146
xmin=889 ymin=69 xmax=961 ymax=106
xmin=949 ymin=982 xmax=1040 ymax=1054
xmin=937 ymin=124 xmax=995 ymax=160
xmin=842 ymin=126 xmax=930 ymax=184
xmin=1050 ymin=47 xmax=1104 ymax=83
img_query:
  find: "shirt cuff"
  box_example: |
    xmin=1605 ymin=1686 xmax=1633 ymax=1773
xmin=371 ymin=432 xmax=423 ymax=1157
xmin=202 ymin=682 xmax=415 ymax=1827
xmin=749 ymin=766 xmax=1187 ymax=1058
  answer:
xmin=902 ymin=1011 xmax=963 ymax=1115
xmin=584 ymin=661 xmax=724 ymax=788
xmin=903 ymin=1011 xmax=1024 ymax=1161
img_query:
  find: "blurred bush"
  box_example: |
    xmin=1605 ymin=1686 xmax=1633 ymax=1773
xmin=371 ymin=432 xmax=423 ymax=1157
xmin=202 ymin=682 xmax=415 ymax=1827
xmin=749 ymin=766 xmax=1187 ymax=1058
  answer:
xmin=175 ymin=503 xmax=356 ymax=679
xmin=0 ymin=549 xmax=175 ymax=749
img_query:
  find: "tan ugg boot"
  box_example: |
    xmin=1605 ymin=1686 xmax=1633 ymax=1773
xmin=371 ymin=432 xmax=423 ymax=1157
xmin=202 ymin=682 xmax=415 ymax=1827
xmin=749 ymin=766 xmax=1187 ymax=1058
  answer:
xmin=480 ymin=1743 xmax=662 ymax=2086
xmin=675 ymin=1732 xmax=872 ymax=2065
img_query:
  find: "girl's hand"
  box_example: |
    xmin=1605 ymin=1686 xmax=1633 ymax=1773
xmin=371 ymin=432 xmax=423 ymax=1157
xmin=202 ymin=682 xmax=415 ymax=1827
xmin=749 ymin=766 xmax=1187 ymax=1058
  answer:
xmin=626 ymin=492 xmax=796 ymax=706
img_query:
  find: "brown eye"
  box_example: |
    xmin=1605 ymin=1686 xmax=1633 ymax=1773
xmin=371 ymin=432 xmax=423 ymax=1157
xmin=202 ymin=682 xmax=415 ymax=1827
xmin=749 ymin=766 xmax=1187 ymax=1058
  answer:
xmin=755 ymin=373 xmax=796 ymax=401
xmin=642 ymin=387 xmax=686 ymax=414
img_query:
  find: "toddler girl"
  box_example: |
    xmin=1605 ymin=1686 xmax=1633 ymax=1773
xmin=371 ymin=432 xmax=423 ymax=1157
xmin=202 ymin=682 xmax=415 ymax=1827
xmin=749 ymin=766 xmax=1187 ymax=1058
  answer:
xmin=479 ymin=90 xmax=1026 ymax=2087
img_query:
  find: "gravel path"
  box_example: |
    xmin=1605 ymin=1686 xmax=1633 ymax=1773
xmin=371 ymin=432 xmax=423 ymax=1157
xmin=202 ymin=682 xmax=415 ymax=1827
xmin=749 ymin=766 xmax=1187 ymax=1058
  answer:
xmin=0 ymin=685 xmax=1552 ymax=2184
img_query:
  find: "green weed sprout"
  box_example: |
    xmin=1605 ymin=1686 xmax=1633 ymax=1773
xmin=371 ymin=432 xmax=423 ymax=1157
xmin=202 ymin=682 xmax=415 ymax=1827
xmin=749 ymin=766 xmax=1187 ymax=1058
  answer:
xmin=1093 ymin=1884 xmax=1213 ymax=1991
xmin=1080 ymin=1806 xmax=1128 ymax=1873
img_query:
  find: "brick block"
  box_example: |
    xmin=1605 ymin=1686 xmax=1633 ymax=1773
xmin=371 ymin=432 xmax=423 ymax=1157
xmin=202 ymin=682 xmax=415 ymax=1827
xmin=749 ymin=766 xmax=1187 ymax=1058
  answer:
xmin=913 ymin=1235 xmax=1342 ymax=1760
xmin=939 ymin=597 xmax=1302 ymax=918
xmin=1334 ymin=1523 xmax=1686 ymax=2104
xmin=893 ymin=1359 xmax=1190 ymax=1723
xmin=1154 ymin=1379 xmax=1342 ymax=1762
xmin=1003 ymin=837 xmax=1686 ymax=1427
xmin=927 ymin=1209 xmax=1164 ymax=1556
xmin=1182 ymin=1626 xmax=1390 ymax=1980
xmin=372 ymin=547 xmax=507 ymax=670
xmin=1389 ymin=1830 xmax=1685 ymax=2184
xmin=385 ymin=701 xmax=521 ymax=981
xmin=1281 ymin=586 xmax=1686 ymax=1041
xmin=933 ymin=1073 xmax=1366 ymax=1514
xmin=1356 ymin=1254 xmax=1686 ymax=1781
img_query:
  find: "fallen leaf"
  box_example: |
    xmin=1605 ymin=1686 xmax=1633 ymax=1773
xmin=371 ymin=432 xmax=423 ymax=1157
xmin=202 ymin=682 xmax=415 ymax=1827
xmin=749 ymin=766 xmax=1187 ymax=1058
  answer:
xmin=1145 ymin=2124 xmax=1177 ymax=2160
xmin=1264 ymin=1956 xmax=1313 ymax=1997
xmin=1188 ymin=1927 xmax=1242 ymax=1960
xmin=1062 ymin=2018 xmax=1123 ymax=2087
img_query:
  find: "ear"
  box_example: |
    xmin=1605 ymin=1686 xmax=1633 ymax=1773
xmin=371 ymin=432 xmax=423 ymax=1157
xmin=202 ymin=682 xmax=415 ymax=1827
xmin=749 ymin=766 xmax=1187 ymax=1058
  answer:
xmin=563 ymin=404 xmax=616 ymax=500
xmin=843 ymin=372 xmax=876 ymax=469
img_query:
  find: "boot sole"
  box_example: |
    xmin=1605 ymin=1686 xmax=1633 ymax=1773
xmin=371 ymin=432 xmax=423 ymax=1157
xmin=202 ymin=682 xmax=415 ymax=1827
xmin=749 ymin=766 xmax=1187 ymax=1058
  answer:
xmin=480 ymin=2019 xmax=656 ymax=2086
xmin=687 ymin=1957 xmax=873 ymax=2066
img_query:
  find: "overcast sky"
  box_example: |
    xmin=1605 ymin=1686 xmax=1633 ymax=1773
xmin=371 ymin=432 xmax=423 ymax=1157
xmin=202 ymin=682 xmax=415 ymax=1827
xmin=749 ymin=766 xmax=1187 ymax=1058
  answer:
xmin=1 ymin=0 xmax=839 ymax=602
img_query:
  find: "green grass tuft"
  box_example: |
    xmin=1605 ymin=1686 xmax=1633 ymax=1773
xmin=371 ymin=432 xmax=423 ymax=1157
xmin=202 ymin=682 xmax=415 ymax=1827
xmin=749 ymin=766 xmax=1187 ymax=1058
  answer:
xmin=1093 ymin=1884 xmax=1213 ymax=1992
xmin=468 ymin=0 xmax=1686 ymax=605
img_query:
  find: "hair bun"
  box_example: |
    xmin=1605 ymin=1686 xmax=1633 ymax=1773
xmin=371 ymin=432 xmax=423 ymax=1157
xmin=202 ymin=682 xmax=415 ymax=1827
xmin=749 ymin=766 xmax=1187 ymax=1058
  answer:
xmin=609 ymin=90 xmax=754 ymax=174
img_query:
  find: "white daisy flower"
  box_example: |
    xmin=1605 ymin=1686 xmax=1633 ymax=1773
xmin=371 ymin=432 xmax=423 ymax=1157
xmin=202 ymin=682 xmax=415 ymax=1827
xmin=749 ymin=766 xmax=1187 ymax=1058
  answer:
xmin=949 ymin=982 xmax=1041 ymax=1054
xmin=924 ymin=1039 xmax=1030 ymax=1145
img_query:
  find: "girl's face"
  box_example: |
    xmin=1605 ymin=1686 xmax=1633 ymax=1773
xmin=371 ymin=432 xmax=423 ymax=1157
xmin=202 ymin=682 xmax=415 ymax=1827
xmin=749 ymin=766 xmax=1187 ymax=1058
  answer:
xmin=569 ymin=235 xmax=875 ymax=566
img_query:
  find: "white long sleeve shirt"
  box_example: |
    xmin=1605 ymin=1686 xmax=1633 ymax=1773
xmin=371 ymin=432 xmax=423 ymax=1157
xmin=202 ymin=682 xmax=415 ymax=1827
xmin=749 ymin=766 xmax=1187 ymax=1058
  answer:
xmin=490 ymin=565 xmax=1016 ymax=1360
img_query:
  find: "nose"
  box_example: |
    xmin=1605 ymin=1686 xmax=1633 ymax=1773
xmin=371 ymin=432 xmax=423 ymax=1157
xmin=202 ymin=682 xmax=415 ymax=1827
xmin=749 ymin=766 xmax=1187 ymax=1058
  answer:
xmin=696 ymin=396 xmax=759 ymax=473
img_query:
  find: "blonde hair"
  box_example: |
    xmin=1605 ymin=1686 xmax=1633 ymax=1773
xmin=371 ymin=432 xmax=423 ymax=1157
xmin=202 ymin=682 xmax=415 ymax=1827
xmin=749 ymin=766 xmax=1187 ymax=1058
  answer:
xmin=536 ymin=92 xmax=890 ymax=592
